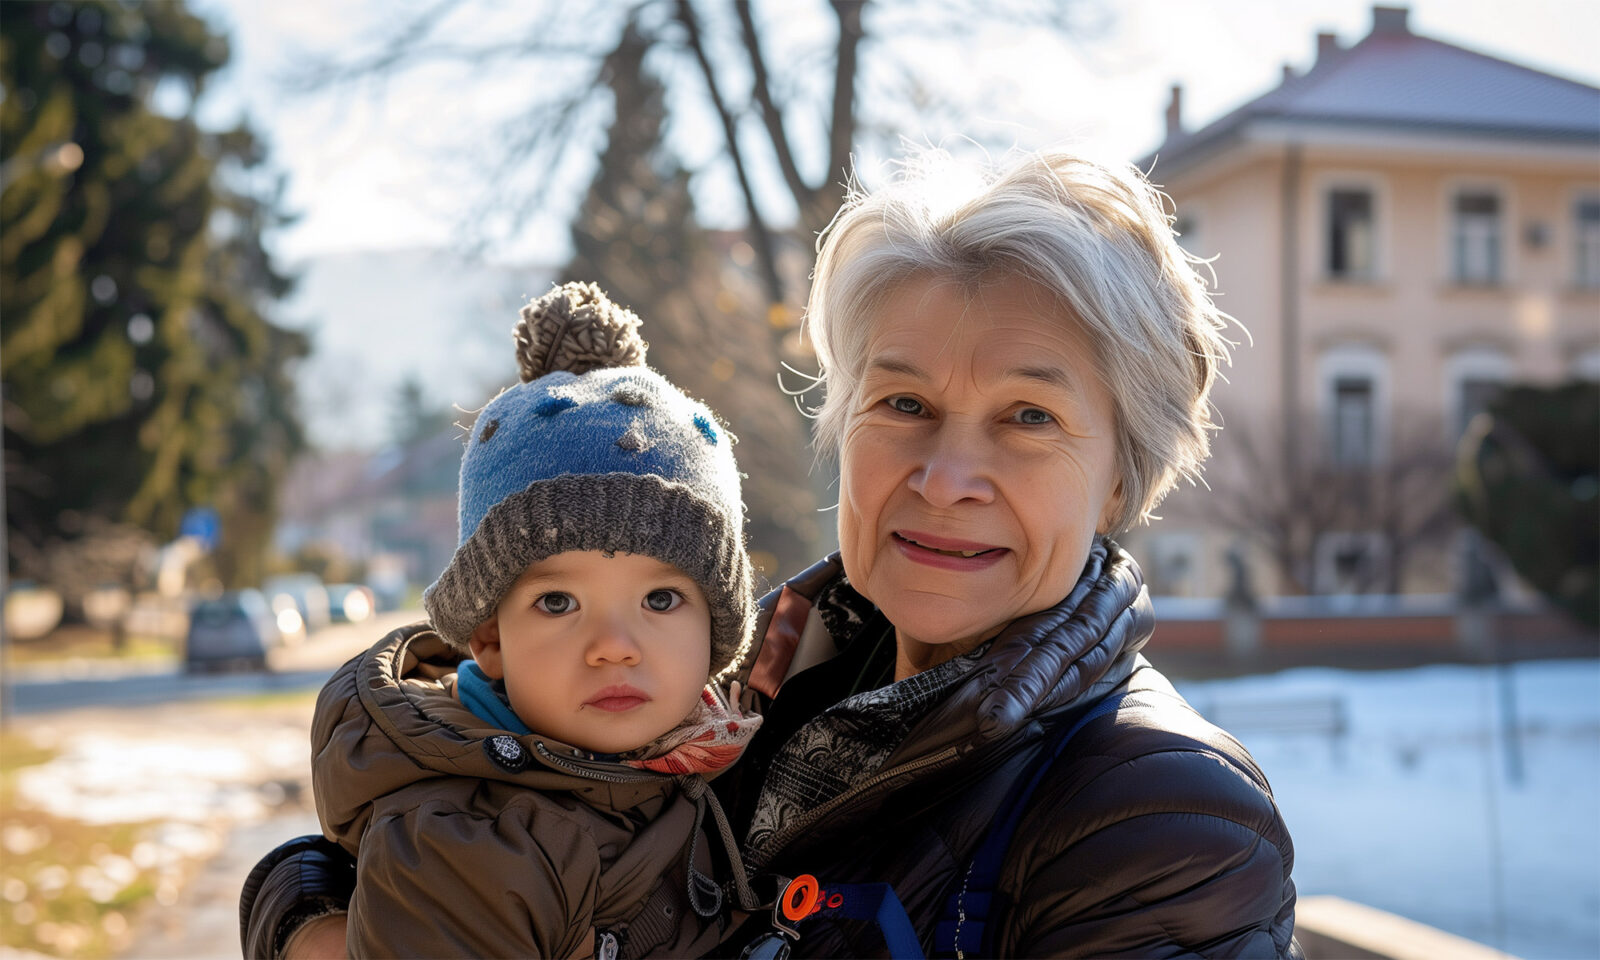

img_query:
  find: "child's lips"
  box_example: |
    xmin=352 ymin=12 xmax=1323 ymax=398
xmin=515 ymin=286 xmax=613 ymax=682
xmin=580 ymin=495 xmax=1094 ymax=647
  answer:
xmin=584 ymin=685 xmax=651 ymax=712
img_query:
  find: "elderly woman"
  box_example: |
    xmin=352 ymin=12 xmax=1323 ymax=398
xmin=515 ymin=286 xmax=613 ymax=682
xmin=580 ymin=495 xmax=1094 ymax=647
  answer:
xmin=244 ymin=149 xmax=1298 ymax=958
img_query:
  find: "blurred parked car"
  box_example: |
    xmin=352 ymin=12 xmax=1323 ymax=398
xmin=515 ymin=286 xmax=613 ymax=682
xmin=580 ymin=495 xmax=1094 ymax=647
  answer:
xmin=326 ymin=583 xmax=376 ymax=624
xmin=184 ymin=590 xmax=282 ymax=673
xmin=262 ymin=574 xmax=331 ymax=634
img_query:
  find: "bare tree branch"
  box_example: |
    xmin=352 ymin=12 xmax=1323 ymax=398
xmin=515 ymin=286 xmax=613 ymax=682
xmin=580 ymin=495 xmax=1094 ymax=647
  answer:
xmin=280 ymin=0 xmax=461 ymax=91
xmin=735 ymin=1 xmax=816 ymax=217
xmin=673 ymin=0 xmax=785 ymax=305
xmin=1208 ymin=410 xmax=1459 ymax=594
xmin=273 ymin=0 xmax=1105 ymax=312
xmin=822 ymin=0 xmax=864 ymax=229
xmin=463 ymin=86 xmax=604 ymax=255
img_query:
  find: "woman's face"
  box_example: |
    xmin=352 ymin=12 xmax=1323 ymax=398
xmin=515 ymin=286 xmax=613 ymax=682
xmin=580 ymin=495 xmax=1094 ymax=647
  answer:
xmin=837 ymin=275 xmax=1122 ymax=673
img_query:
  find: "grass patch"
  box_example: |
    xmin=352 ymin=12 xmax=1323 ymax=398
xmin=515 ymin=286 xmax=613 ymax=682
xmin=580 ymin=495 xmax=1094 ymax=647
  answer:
xmin=0 ymin=731 xmax=57 ymax=774
xmin=0 ymin=806 xmax=166 ymax=958
xmin=7 ymin=626 xmax=179 ymax=665
xmin=0 ymin=732 xmax=181 ymax=959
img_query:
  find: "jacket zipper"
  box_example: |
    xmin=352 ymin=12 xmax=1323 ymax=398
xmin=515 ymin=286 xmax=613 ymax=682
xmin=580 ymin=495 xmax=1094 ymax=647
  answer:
xmin=533 ymin=741 xmax=659 ymax=784
xmin=749 ymin=745 xmax=963 ymax=869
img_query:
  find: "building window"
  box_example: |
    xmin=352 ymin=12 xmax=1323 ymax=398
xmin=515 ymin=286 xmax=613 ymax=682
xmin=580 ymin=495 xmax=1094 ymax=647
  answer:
xmin=1173 ymin=215 xmax=1196 ymax=249
xmin=1318 ymin=343 xmax=1389 ymax=468
xmin=1332 ymin=376 xmax=1375 ymax=465
xmin=1576 ymin=195 xmax=1600 ymax=290
xmin=1173 ymin=211 xmax=1208 ymax=259
xmin=1327 ymin=188 xmax=1375 ymax=279
xmin=1453 ymin=190 xmax=1502 ymax=285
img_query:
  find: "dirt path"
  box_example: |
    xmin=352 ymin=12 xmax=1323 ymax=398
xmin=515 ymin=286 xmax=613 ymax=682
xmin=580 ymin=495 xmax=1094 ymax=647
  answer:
xmin=122 ymin=810 xmax=322 ymax=959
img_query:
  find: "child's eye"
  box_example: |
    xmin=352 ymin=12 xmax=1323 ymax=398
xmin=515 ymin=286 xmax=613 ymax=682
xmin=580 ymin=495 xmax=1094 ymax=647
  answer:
xmin=644 ymin=589 xmax=683 ymax=613
xmin=886 ymin=396 xmax=925 ymax=416
xmin=534 ymin=592 xmax=575 ymax=615
xmin=1012 ymin=407 xmax=1054 ymax=425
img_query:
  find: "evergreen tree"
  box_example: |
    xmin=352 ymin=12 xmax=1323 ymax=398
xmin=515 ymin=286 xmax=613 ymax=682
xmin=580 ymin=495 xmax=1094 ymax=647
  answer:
xmin=564 ymin=20 xmax=700 ymax=321
xmin=2 ymin=0 xmax=306 ymax=589
xmin=1457 ymin=382 xmax=1599 ymax=630
xmin=561 ymin=19 xmax=820 ymax=580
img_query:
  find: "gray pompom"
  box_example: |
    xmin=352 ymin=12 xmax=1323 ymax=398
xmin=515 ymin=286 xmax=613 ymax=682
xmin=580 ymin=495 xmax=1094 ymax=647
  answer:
xmin=513 ymin=281 xmax=648 ymax=382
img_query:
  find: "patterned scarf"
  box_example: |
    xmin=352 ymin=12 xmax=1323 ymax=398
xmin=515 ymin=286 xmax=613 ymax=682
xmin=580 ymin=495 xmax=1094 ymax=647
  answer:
xmin=624 ymin=682 xmax=763 ymax=775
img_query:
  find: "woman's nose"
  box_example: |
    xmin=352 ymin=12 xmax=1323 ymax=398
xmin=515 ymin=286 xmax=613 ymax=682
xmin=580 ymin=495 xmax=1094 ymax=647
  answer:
xmin=906 ymin=426 xmax=996 ymax=507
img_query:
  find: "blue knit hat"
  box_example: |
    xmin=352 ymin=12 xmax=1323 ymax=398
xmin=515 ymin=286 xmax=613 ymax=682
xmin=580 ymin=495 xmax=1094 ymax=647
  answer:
xmin=423 ymin=282 xmax=753 ymax=677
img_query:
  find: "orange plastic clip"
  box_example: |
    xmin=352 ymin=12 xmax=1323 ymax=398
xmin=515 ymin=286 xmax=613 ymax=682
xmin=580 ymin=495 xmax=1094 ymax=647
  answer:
xmin=779 ymin=874 xmax=820 ymax=924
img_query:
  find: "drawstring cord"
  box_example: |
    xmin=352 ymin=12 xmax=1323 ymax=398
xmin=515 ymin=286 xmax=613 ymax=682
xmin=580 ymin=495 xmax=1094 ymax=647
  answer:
xmin=681 ymin=776 xmax=764 ymax=913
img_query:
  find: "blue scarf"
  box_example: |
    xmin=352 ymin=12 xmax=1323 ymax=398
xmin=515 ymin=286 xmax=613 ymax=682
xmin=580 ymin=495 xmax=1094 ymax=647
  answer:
xmin=457 ymin=661 xmax=533 ymax=736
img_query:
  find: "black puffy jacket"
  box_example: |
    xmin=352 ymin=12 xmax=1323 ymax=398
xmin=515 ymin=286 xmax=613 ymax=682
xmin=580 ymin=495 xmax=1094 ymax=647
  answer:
xmin=713 ymin=539 xmax=1301 ymax=958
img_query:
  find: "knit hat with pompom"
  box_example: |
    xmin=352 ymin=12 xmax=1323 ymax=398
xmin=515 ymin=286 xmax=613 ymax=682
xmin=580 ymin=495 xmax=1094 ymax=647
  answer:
xmin=423 ymin=282 xmax=753 ymax=679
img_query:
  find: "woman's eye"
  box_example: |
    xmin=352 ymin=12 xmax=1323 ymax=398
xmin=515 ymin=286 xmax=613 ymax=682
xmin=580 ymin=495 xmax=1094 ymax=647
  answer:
xmin=535 ymin=592 xmax=575 ymax=615
xmin=886 ymin=396 xmax=925 ymax=416
xmin=1013 ymin=407 xmax=1054 ymax=425
xmin=644 ymin=589 xmax=683 ymax=612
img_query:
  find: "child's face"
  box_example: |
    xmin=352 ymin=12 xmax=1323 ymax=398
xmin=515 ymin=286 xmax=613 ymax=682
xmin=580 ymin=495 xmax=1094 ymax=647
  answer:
xmin=468 ymin=550 xmax=712 ymax=755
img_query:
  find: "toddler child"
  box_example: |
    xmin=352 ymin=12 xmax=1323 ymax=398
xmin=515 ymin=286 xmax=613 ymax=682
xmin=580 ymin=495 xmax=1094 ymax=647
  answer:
xmin=309 ymin=282 xmax=762 ymax=958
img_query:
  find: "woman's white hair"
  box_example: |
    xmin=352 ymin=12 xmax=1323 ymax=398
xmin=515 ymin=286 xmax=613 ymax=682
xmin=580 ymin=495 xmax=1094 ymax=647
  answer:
xmin=804 ymin=147 xmax=1237 ymax=533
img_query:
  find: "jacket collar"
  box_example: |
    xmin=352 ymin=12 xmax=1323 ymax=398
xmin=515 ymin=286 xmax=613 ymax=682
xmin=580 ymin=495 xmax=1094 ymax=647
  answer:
xmin=895 ymin=536 xmax=1152 ymax=762
xmin=739 ymin=536 xmax=1153 ymax=755
xmin=732 ymin=537 xmax=1153 ymax=871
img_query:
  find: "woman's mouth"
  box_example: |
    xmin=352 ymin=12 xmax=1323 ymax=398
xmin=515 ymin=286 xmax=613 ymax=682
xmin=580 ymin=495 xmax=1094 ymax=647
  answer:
xmin=892 ymin=531 xmax=1008 ymax=569
xmin=584 ymin=685 xmax=652 ymax=712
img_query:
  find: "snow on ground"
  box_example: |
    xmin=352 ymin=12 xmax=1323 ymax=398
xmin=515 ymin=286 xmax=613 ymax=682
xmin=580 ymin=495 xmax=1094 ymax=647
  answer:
xmin=18 ymin=713 xmax=305 ymax=825
xmin=12 ymin=702 xmax=313 ymax=876
xmin=1174 ymin=658 xmax=1600 ymax=960
xmin=15 ymin=733 xmax=306 ymax=826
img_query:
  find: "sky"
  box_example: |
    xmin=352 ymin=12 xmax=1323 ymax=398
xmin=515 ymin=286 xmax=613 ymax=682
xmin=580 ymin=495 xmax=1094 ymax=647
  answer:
xmin=189 ymin=0 xmax=1600 ymax=269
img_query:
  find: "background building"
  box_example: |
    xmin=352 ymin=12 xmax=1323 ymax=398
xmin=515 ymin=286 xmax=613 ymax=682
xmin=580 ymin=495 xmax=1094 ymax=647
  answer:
xmin=1123 ymin=5 xmax=1600 ymax=600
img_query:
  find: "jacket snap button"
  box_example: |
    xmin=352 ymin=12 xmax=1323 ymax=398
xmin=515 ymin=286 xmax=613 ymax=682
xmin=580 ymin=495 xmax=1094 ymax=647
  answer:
xmin=484 ymin=735 xmax=530 ymax=772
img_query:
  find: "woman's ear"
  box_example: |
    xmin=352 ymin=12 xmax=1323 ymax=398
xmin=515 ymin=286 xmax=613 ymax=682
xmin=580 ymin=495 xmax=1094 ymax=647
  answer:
xmin=1096 ymin=480 xmax=1125 ymax=535
xmin=468 ymin=618 xmax=505 ymax=679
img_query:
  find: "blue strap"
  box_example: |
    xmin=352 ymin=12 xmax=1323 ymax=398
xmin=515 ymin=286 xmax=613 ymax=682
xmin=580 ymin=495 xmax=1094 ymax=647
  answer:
xmin=934 ymin=689 xmax=1132 ymax=958
xmin=799 ymin=882 xmax=925 ymax=959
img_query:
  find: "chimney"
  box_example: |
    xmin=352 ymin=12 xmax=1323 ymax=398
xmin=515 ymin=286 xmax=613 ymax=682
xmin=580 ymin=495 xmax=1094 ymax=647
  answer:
xmin=1372 ymin=5 xmax=1410 ymax=35
xmin=1165 ymin=84 xmax=1183 ymax=138
xmin=1282 ymin=63 xmax=1297 ymax=83
xmin=1315 ymin=31 xmax=1342 ymax=67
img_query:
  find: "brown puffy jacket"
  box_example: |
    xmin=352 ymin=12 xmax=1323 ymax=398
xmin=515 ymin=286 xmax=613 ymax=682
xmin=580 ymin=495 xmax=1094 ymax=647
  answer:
xmin=713 ymin=538 xmax=1302 ymax=957
xmin=312 ymin=625 xmax=734 ymax=959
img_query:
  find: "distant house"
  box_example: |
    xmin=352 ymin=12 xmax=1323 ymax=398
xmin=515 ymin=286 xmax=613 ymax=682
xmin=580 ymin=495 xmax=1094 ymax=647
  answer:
xmin=1123 ymin=5 xmax=1600 ymax=598
xmin=275 ymin=427 xmax=463 ymax=605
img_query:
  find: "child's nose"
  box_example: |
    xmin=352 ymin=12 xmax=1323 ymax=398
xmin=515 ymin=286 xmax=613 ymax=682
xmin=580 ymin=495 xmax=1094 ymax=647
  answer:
xmin=584 ymin=625 xmax=642 ymax=666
